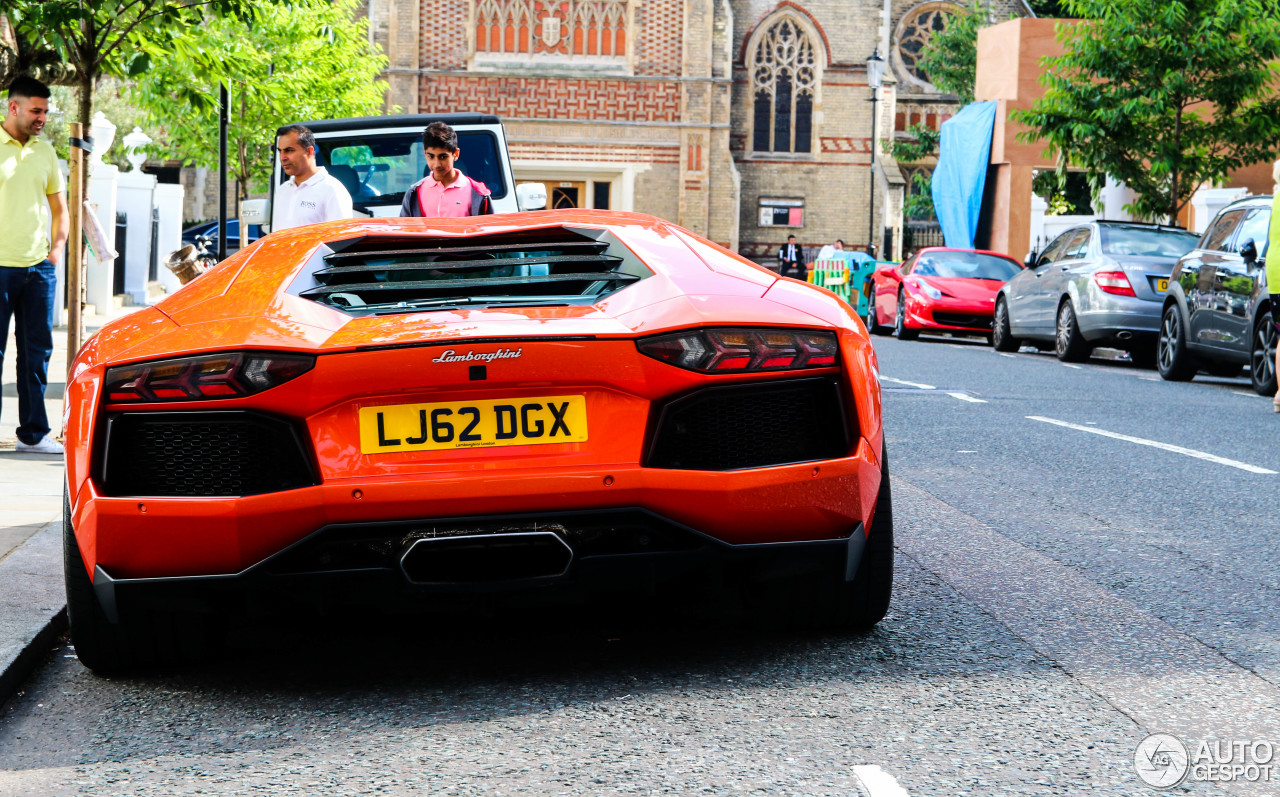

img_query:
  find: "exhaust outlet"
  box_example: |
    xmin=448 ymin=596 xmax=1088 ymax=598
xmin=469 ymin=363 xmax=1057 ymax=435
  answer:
xmin=1116 ymin=330 xmax=1133 ymax=341
xmin=399 ymin=532 xmax=573 ymax=585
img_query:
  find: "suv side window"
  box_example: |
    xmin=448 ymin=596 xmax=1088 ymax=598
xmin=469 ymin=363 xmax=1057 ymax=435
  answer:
xmin=1230 ymin=208 xmax=1270 ymax=255
xmin=1037 ymin=230 xmax=1074 ymax=267
xmin=1201 ymin=210 xmax=1245 ymax=252
xmin=1063 ymin=228 xmax=1091 ymax=259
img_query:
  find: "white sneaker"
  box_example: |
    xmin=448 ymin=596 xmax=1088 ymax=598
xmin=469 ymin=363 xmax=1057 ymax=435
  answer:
xmin=15 ymin=435 xmax=64 ymax=455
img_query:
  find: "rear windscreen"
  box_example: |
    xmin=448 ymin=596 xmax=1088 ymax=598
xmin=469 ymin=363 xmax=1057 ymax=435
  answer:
xmin=302 ymin=131 xmax=508 ymax=210
xmin=913 ymin=252 xmax=1020 ymax=281
xmin=1099 ymin=226 xmax=1199 ymax=258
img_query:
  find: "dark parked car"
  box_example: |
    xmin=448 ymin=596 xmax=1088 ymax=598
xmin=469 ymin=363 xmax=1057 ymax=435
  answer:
xmin=1157 ymin=195 xmax=1276 ymax=395
xmin=993 ymin=221 xmax=1200 ymax=364
xmin=180 ymin=219 xmax=263 ymax=251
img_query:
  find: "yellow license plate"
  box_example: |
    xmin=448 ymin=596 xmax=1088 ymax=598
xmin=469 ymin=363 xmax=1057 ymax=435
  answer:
xmin=359 ymin=395 xmax=588 ymax=454
xmin=1157 ymin=278 xmax=1169 ymax=292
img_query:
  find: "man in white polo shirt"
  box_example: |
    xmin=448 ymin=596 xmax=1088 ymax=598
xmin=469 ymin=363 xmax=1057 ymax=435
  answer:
xmin=271 ymin=124 xmax=353 ymax=231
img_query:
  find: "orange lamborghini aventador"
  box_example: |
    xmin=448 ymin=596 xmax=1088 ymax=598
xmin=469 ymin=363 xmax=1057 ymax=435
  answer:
xmin=63 ymin=211 xmax=892 ymax=673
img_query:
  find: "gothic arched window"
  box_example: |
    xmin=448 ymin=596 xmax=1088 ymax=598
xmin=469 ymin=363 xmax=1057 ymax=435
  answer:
xmin=749 ymin=15 xmax=821 ymax=154
xmin=895 ymin=2 xmax=962 ymax=90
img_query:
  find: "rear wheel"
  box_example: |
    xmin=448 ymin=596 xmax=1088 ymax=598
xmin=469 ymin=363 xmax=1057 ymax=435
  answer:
xmin=1157 ymin=303 xmax=1195 ymax=381
xmin=833 ymin=444 xmax=894 ymax=630
xmin=743 ymin=445 xmax=894 ymax=632
xmin=65 ymin=488 xmax=219 ymax=674
xmin=992 ymin=297 xmax=1019 ymax=351
xmin=1055 ymin=300 xmax=1091 ymax=362
xmin=894 ymin=289 xmax=918 ymax=341
xmin=1251 ymin=310 xmax=1278 ymax=396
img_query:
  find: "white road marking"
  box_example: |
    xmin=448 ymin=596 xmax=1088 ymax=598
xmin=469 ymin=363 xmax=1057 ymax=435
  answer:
xmin=957 ymin=450 xmax=977 ymax=453
xmin=881 ymin=376 xmax=935 ymax=390
xmin=1233 ymin=390 xmax=1266 ymax=398
xmin=948 ymin=392 xmax=987 ymax=403
xmin=1139 ymin=376 xmax=1161 ymax=381
xmin=995 ymin=352 xmax=1017 ymax=358
xmin=1027 ymin=416 xmax=1278 ymax=475
xmin=1060 ymin=363 xmax=1082 ymax=369
xmin=852 ymin=765 xmax=911 ymax=797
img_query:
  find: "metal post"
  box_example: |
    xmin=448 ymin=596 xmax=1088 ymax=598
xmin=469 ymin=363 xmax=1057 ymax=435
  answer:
xmin=217 ymin=82 xmax=228 ymax=261
xmin=67 ymin=122 xmax=85 ymax=368
xmin=868 ymin=88 xmax=878 ymax=259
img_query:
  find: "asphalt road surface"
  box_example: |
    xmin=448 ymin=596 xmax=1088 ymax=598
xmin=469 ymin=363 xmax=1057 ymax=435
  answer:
xmin=1 ymin=334 xmax=1277 ymax=796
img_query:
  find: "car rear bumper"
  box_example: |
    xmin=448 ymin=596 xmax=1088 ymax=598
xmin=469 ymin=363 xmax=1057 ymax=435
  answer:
xmin=87 ymin=509 xmax=868 ymax=621
xmin=1076 ymin=304 xmax=1161 ymax=341
xmin=75 ymin=437 xmax=882 ymax=580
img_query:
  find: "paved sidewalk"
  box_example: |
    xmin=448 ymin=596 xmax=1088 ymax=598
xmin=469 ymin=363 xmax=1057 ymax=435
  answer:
xmin=1 ymin=306 xmax=141 ymax=697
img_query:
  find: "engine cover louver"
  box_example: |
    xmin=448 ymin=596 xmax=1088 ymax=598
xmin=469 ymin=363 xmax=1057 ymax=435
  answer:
xmin=297 ymin=227 xmax=650 ymax=315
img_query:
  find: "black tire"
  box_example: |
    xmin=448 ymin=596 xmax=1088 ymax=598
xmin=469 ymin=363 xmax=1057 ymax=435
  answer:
xmin=866 ymin=291 xmax=891 ymax=336
xmin=894 ymin=289 xmax=918 ymax=341
xmin=1251 ymin=310 xmax=1278 ymax=396
xmin=992 ymin=297 xmax=1019 ymax=351
xmin=64 ymin=488 xmax=218 ymax=674
xmin=1157 ymin=303 xmax=1196 ymax=382
xmin=742 ymin=445 xmax=894 ymax=633
xmin=834 ymin=443 xmax=894 ymax=630
xmin=1055 ymin=300 xmax=1091 ymax=362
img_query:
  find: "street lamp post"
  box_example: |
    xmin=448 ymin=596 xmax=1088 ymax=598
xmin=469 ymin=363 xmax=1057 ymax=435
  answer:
xmin=866 ymin=47 xmax=885 ymax=259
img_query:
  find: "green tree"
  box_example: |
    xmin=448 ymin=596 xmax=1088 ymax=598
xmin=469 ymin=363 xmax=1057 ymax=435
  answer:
xmin=130 ymin=0 xmax=388 ymax=203
xmin=2 ymin=2 xmax=261 ymax=128
xmin=915 ymin=0 xmax=996 ymax=104
xmin=1013 ymin=0 xmax=1280 ymax=224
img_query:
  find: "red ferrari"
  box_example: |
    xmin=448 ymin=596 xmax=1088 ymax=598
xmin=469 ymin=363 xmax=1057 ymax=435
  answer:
xmin=864 ymin=247 xmax=1023 ymax=340
xmin=63 ymin=211 xmax=893 ymax=672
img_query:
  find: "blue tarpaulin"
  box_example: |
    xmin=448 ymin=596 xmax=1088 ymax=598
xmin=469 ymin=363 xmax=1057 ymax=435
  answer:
xmin=930 ymin=101 xmax=998 ymax=249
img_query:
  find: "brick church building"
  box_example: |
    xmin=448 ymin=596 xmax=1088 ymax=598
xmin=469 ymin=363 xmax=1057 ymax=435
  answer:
xmin=362 ymin=0 xmax=1030 ymax=262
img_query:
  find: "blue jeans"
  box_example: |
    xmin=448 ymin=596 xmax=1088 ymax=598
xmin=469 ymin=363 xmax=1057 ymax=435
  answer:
xmin=0 ymin=261 xmax=56 ymax=445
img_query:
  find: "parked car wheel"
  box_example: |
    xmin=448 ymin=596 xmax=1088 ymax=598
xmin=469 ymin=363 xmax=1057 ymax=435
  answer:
xmin=894 ymin=289 xmax=918 ymax=341
xmin=1157 ymin=303 xmax=1195 ymax=381
xmin=992 ymin=297 xmax=1019 ymax=352
xmin=1055 ymin=300 xmax=1090 ymax=362
xmin=65 ymin=488 xmax=220 ymax=674
xmin=1251 ymin=310 xmax=1278 ymax=396
xmin=865 ymin=292 xmax=891 ymax=336
xmin=834 ymin=442 xmax=894 ymax=630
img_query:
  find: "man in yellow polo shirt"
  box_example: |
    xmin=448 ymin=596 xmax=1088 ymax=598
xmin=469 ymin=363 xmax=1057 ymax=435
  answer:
xmin=1 ymin=76 xmax=69 ymax=454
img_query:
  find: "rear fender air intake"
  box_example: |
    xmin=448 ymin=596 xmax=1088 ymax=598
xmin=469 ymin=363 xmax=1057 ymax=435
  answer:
xmin=98 ymin=410 xmax=317 ymax=497
xmin=645 ymin=378 xmax=851 ymax=470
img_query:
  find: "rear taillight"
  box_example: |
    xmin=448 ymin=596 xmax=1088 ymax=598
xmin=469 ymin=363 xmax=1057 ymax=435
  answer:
xmin=636 ymin=328 xmax=839 ymax=373
xmin=1094 ymin=271 xmax=1136 ymax=297
xmin=103 ymin=352 xmax=315 ymax=403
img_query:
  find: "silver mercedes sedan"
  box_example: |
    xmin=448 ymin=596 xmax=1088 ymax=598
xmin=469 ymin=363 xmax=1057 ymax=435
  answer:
xmin=992 ymin=221 xmax=1201 ymax=364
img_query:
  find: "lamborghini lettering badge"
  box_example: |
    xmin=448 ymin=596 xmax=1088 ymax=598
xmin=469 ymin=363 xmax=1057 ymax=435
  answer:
xmin=432 ymin=348 xmax=523 ymax=364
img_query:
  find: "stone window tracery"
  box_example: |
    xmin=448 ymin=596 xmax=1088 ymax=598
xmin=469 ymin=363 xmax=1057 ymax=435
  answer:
xmin=894 ymin=1 xmax=962 ymax=90
xmin=749 ymin=15 xmax=820 ymax=154
xmin=473 ymin=0 xmax=629 ymax=65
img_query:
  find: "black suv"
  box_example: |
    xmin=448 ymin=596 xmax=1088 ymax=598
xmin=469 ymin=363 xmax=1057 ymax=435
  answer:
xmin=1157 ymin=195 xmax=1276 ymax=395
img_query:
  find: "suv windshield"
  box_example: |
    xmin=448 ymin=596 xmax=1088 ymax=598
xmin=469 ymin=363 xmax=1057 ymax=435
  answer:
xmin=913 ymin=252 xmax=1020 ymax=281
xmin=1099 ymin=226 xmax=1199 ymax=258
xmin=307 ymin=131 xmax=508 ymax=210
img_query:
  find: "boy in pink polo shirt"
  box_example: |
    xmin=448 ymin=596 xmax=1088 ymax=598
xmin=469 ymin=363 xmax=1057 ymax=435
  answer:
xmin=399 ymin=121 xmax=494 ymax=218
